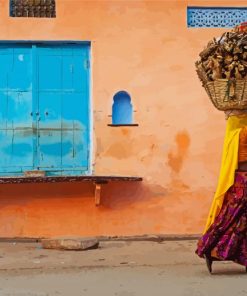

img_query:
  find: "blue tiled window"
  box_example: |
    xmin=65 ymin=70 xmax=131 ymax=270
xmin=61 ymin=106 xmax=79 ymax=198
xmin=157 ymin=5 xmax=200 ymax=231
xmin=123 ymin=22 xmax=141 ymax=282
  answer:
xmin=187 ymin=7 xmax=247 ymax=28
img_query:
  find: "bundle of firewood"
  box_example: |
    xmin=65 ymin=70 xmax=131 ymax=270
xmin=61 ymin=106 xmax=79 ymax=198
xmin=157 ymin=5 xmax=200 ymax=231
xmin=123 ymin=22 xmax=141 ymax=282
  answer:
xmin=195 ymin=23 xmax=247 ymax=111
xmin=196 ymin=27 xmax=247 ymax=83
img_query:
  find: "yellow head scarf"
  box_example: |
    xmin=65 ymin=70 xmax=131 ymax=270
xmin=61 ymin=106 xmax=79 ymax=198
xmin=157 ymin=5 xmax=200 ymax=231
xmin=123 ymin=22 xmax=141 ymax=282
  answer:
xmin=204 ymin=114 xmax=247 ymax=233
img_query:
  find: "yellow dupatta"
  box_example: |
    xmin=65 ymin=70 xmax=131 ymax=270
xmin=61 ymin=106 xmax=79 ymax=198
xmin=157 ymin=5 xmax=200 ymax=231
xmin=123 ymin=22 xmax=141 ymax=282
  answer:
xmin=204 ymin=114 xmax=247 ymax=233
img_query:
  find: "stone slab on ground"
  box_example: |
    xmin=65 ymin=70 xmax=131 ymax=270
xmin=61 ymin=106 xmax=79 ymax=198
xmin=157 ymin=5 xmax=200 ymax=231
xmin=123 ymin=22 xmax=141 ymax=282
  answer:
xmin=41 ymin=237 xmax=99 ymax=250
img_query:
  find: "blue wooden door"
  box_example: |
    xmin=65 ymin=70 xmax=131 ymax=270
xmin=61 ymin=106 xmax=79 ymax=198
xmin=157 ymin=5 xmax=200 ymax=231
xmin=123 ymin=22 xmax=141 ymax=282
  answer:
xmin=0 ymin=43 xmax=90 ymax=176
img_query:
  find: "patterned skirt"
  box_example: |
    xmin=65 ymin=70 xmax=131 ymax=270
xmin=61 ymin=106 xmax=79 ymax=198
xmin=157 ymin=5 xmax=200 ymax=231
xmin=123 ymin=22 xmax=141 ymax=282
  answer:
xmin=196 ymin=171 xmax=247 ymax=267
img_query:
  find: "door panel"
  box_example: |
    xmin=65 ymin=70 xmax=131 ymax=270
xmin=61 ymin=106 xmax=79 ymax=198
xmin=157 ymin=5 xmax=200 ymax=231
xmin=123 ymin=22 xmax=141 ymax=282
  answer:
xmin=61 ymin=130 xmax=76 ymax=168
xmin=73 ymin=55 xmax=89 ymax=92
xmin=8 ymin=48 xmax=32 ymax=91
xmin=7 ymin=91 xmax=33 ymax=129
xmin=0 ymin=92 xmax=8 ymax=128
xmin=62 ymin=93 xmax=88 ymax=129
xmin=0 ymin=129 xmax=34 ymax=172
xmin=38 ymin=92 xmax=62 ymax=128
xmin=0 ymin=51 xmax=12 ymax=90
xmin=38 ymin=54 xmax=62 ymax=91
xmin=36 ymin=45 xmax=90 ymax=174
xmin=37 ymin=130 xmax=62 ymax=169
xmin=0 ymin=45 xmax=34 ymax=173
xmin=61 ymin=130 xmax=88 ymax=168
xmin=62 ymin=54 xmax=89 ymax=92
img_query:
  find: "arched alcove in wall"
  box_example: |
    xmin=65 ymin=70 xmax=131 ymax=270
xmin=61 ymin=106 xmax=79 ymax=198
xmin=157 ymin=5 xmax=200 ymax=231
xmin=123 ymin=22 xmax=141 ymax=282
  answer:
xmin=112 ymin=91 xmax=133 ymax=125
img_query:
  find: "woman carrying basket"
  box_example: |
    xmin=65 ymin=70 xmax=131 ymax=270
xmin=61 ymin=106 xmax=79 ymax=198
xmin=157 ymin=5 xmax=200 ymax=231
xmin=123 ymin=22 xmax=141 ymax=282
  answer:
xmin=196 ymin=111 xmax=247 ymax=273
xmin=195 ymin=23 xmax=247 ymax=273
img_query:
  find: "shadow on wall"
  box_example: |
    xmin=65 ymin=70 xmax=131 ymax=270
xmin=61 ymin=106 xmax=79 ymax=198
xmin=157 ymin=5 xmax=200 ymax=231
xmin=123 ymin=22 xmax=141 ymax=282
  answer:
xmin=0 ymin=182 xmax=95 ymax=207
xmin=0 ymin=181 xmax=159 ymax=210
xmin=100 ymin=181 xmax=165 ymax=208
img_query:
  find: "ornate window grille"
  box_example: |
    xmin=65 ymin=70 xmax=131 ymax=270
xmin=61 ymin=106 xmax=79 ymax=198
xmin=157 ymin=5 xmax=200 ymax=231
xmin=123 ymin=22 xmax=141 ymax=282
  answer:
xmin=187 ymin=7 xmax=247 ymax=28
xmin=10 ymin=0 xmax=56 ymax=18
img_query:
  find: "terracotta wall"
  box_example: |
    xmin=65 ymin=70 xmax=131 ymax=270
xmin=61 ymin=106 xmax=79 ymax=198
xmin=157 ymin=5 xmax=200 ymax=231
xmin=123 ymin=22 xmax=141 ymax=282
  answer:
xmin=0 ymin=0 xmax=244 ymax=237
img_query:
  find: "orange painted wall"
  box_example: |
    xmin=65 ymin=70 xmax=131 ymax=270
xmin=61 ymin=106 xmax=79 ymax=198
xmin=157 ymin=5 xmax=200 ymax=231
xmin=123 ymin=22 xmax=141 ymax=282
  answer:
xmin=0 ymin=0 xmax=244 ymax=237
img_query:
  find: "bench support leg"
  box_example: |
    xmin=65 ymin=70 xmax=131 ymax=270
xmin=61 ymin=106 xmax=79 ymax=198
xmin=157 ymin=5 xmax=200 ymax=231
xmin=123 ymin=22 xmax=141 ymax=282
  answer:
xmin=95 ymin=183 xmax=102 ymax=206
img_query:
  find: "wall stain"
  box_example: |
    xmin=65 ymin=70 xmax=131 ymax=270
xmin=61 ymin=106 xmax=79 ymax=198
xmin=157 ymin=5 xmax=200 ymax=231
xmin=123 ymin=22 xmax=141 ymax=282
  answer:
xmin=139 ymin=142 xmax=157 ymax=164
xmin=167 ymin=131 xmax=190 ymax=174
xmin=121 ymin=128 xmax=131 ymax=136
xmin=105 ymin=141 xmax=131 ymax=159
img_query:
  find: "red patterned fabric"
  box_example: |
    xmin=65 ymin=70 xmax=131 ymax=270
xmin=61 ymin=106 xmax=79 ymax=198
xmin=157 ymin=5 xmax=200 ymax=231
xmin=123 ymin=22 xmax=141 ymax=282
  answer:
xmin=196 ymin=171 xmax=247 ymax=266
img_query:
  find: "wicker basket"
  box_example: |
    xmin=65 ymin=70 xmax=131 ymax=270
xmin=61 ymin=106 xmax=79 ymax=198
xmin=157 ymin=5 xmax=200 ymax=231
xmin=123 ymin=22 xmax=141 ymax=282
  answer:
xmin=203 ymin=79 xmax=247 ymax=111
xmin=196 ymin=62 xmax=247 ymax=111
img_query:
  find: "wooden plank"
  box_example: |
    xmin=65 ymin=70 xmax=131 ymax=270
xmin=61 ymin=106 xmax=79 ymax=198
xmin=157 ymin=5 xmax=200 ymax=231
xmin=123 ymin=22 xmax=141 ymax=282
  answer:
xmin=0 ymin=175 xmax=143 ymax=184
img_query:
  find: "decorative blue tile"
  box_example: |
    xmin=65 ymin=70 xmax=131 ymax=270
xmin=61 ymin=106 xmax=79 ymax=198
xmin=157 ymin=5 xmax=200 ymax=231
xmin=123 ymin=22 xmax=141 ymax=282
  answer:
xmin=187 ymin=7 xmax=247 ymax=28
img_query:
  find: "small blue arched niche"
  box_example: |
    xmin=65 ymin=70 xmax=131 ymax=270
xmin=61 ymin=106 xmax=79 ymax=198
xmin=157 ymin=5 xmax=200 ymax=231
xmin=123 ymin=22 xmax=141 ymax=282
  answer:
xmin=112 ymin=91 xmax=133 ymax=125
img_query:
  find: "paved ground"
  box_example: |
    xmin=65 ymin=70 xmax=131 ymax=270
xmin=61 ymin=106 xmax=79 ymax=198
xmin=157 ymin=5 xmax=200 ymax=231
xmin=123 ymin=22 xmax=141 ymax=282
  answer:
xmin=0 ymin=239 xmax=247 ymax=295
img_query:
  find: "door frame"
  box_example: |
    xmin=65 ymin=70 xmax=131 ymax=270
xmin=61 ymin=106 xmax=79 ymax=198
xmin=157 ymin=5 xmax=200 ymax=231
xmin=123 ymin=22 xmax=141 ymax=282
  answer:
xmin=0 ymin=40 xmax=92 ymax=176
